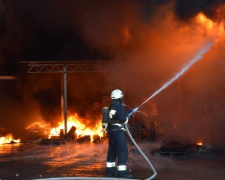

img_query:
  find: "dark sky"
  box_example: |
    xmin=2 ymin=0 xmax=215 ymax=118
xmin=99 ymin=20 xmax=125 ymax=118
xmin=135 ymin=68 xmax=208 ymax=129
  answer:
xmin=0 ymin=0 xmax=225 ymax=147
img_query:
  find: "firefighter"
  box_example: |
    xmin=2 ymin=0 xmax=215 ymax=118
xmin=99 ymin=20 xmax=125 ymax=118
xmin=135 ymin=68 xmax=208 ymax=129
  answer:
xmin=106 ymin=89 xmax=132 ymax=178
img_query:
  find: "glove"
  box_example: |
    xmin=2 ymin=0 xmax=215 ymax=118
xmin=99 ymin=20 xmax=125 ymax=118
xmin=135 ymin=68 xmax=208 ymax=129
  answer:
xmin=126 ymin=110 xmax=134 ymax=120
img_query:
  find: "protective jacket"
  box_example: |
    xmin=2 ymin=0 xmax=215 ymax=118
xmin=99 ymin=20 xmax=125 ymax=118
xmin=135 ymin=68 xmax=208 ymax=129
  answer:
xmin=108 ymin=99 xmax=127 ymax=129
xmin=106 ymin=99 xmax=129 ymax=177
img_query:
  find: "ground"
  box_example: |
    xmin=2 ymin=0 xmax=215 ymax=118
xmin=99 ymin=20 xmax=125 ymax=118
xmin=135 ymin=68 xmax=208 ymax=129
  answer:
xmin=0 ymin=140 xmax=225 ymax=180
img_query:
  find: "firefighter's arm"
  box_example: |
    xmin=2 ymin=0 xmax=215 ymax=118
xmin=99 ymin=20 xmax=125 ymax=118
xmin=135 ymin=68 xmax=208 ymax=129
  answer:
xmin=116 ymin=106 xmax=127 ymax=124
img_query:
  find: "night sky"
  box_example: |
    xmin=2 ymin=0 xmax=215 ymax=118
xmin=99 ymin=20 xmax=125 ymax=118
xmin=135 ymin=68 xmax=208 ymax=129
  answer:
xmin=0 ymin=0 xmax=225 ymax=147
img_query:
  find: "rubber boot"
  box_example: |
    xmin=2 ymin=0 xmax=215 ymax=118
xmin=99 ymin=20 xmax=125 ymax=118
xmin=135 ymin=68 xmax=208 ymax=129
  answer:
xmin=106 ymin=167 xmax=117 ymax=177
xmin=118 ymin=171 xmax=133 ymax=179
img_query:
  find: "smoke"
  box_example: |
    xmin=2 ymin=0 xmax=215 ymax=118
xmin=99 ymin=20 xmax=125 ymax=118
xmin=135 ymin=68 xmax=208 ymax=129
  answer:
xmin=0 ymin=0 xmax=225 ymax=147
xmin=174 ymin=0 xmax=225 ymax=21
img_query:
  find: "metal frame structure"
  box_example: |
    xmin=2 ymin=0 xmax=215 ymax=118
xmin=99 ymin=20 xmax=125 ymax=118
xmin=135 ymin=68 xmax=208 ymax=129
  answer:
xmin=21 ymin=61 xmax=113 ymax=73
xmin=20 ymin=61 xmax=113 ymax=135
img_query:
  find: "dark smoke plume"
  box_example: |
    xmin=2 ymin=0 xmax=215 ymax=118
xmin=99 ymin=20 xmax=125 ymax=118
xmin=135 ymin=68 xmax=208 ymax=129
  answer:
xmin=174 ymin=0 xmax=225 ymax=21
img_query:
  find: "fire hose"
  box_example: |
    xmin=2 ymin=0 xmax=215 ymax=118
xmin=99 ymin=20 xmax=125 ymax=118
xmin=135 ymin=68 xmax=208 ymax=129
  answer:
xmin=125 ymin=123 xmax=157 ymax=180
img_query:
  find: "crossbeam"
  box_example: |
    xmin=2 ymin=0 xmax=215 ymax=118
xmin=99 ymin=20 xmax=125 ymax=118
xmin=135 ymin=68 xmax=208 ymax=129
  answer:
xmin=20 ymin=60 xmax=113 ymax=136
xmin=20 ymin=61 xmax=113 ymax=73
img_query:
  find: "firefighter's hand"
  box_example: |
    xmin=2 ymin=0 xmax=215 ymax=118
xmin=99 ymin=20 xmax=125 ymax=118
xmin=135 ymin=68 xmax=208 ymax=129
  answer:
xmin=126 ymin=110 xmax=134 ymax=120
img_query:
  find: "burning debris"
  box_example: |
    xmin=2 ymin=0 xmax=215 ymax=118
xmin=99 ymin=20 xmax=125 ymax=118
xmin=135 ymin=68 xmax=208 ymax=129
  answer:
xmin=65 ymin=126 xmax=76 ymax=141
xmin=0 ymin=134 xmax=20 ymax=144
xmin=26 ymin=113 xmax=105 ymax=145
xmin=48 ymin=113 xmax=104 ymax=142
xmin=0 ymin=112 xmax=106 ymax=146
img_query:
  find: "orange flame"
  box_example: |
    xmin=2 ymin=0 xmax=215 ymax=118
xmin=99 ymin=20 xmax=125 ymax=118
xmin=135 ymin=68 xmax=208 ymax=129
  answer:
xmin=49 ymin=113 xmax=103 ymax=141
xmin=0 ymin=134 xmax=20 ymax=144
xmin=196 ymin=12 xmax=224 ymax=38
xmin=26 ymin=122 xmax=49 ymax=130
xmin=197 ymin=142 xmax=203 ymax=146
xmin=197 ymin=13 xmax=213 ymax=30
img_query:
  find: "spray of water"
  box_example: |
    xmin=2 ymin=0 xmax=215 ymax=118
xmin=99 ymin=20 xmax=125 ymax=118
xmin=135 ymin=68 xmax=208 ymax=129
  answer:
xmin=132 ymin=41 xmax=214 ymax=113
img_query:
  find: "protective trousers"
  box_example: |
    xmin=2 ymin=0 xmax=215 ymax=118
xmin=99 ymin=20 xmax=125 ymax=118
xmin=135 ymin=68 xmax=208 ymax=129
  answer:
xmin=106 ymin=129 xmax=128 ymax=177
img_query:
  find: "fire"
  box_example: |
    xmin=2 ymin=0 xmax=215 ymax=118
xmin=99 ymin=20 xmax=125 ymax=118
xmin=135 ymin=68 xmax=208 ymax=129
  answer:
xmin=197 ymin=13 xmax=213 ymax=30
xmin=26 ymin=122 xmax=49 ymax=130
xmin=26 ymin=122 xmax=49 ymax=131
xmin=0 ymin=134 xmax=20 ymax=144
xmin=197 ymin=142 xmax=203 ymax=146
xmin=49 ymin=113 xmax=103 ymax=141
xmin=196 ymin=12 xmax=224 ymax=38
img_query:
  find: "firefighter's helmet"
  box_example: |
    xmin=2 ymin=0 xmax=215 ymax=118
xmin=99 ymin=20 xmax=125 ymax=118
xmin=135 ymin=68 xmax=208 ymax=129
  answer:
xmin=111 ymin=89 xmax=123 ymax=99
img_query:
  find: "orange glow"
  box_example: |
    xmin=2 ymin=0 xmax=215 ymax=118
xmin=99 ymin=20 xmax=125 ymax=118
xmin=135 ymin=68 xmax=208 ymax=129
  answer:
xmin=218 ymin=22 xmax=224 ymax=36
xmin=0 ymin=134 xmax=20 ymax=144
xmin=26 ymin=122 xmax=49 ymax=130
xmin=195 ymin=12 xmax=224 ymax=37
xmin=196 ymin=13 xmax=213 ymax=30
xmin=197 ymin=142 xmax=203 ymax=146
xmin=123 ymin=26 xmax=130 ymax=44
xmin=49 ymin=113 xmax=103 ymax=141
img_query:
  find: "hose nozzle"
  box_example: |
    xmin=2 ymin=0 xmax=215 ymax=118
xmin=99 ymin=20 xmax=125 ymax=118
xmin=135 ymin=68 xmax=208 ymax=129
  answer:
xmin=128 ymin=107 xmax=138 ymax=116
xmin=127 ymin=107 xmax=139 ymax=119
xmin=132 ymin=107 xmax=138 ymax=114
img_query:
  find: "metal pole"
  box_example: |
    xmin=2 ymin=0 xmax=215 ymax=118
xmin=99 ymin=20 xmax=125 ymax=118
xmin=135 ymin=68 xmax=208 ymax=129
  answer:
xmin=64 ymin=65 xmax=68 ymax=136
xmin=61 ymin=76 xmax=64 ymax=124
